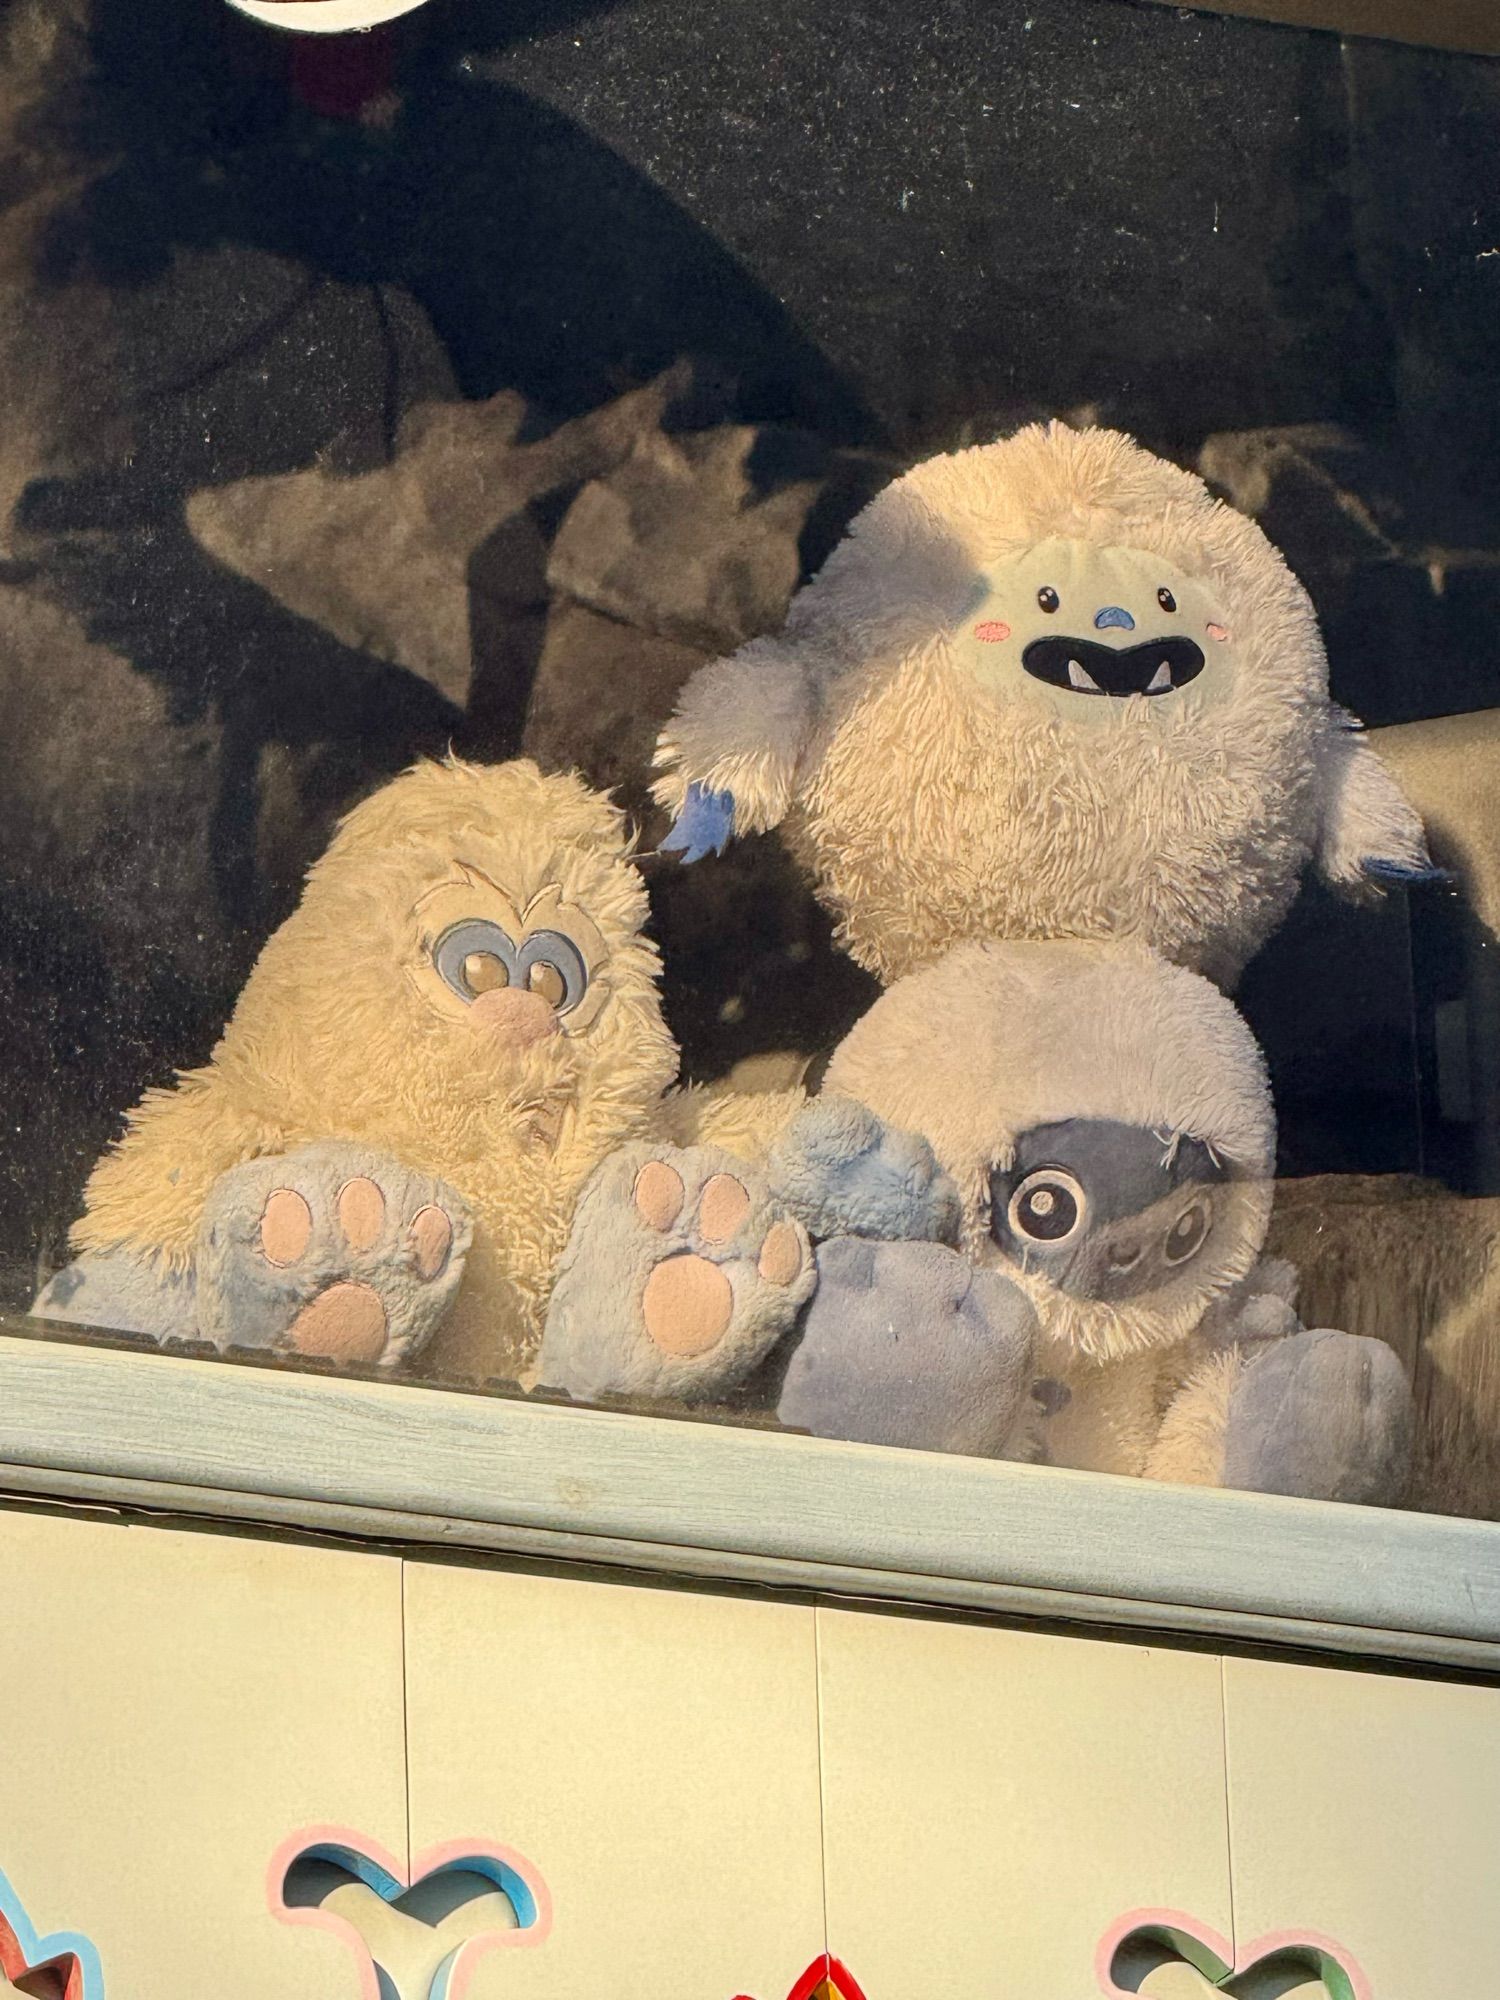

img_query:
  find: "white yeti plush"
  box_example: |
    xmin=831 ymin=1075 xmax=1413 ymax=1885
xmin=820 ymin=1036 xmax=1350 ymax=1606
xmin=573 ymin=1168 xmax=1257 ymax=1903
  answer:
xmin=654 ymin=423 xmax=1431 ymax=989
xmin=813 ymin=937 xmax=1413 ymax=1496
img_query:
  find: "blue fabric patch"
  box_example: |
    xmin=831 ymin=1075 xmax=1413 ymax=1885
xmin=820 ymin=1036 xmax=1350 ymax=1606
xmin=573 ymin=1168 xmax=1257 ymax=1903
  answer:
xmin=660 ymin=782 xmax=735 ymax=862
xmin=1360 ymin=857 xmax=1452 ymax=887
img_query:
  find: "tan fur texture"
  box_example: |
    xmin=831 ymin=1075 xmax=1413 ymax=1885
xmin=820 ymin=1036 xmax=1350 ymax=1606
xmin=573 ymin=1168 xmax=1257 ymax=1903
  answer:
xmin=1142 ymin=1350 xmax=1240 ymax=1486
xmin=655 ymin=424 xmax=1427 ymax=988
xmin=75 ymin=758 xmax=680 ymax=1383
xmin=822 ymin=938 xmax=1276 ymax=1474
xmin=1268 ymin=1174 xmax=1500 ymax=1519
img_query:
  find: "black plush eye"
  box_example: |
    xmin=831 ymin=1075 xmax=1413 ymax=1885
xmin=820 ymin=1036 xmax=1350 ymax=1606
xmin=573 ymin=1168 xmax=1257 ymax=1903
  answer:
xmin=1037 ymin=586 xmax=1060 ymax=614
xmin=433 ymin=919 xmax=519 ymax=1002
xmin=1164 ymin=1199 xmax=1211 ymax=1265
xmin=1008 ymin=1168 xmax=1086 ymax=1244
xmin=1157 ymin=586 xmax=1177 ymax=613
xmin=516 ymin=929 xmax=589 ymax=1016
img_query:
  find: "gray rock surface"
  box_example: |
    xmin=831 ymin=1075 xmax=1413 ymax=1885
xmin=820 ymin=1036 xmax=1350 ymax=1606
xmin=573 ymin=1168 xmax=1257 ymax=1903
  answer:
xmin=549 ymin=425 xmax=887 ymax=654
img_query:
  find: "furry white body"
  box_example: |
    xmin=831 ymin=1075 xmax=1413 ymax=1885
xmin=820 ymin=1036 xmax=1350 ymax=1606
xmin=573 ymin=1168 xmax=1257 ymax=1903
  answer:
xmin=821 ymin=938 xmax=1284 ymax=1481
xmin=655 ymin=424 xmax=1427 ymax=988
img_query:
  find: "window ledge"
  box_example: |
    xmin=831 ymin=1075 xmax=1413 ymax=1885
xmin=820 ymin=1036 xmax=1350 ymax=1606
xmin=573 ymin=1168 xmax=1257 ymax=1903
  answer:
xmin=0 ymin=1321 xmax=1496 ymax=1671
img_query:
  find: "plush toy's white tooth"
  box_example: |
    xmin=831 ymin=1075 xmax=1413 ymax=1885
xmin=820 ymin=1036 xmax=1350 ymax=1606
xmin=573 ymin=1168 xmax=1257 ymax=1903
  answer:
xmin=1068 ymin=658 xmax=1101 ymax=692
xmin=1148 ymin=660 xmax=1172 ymax=693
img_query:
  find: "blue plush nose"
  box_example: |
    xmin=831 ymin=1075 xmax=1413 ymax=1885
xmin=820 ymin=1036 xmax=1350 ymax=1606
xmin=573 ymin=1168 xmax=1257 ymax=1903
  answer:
xmin=1094 ymin=605 xmax=1135 ymax=632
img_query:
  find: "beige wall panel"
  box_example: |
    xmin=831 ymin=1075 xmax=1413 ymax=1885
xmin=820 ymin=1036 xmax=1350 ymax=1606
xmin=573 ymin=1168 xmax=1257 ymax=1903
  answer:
xmin=403 ymin=1561 xmax=825 ymax=2000
xmin=817 ymin=1608 xmax=1233 ymax=1997
xmin=0 ymin=1505 xmax=407 ymax=2000
xmin=1224 ymin=1656 xmax=1500 ymax=1998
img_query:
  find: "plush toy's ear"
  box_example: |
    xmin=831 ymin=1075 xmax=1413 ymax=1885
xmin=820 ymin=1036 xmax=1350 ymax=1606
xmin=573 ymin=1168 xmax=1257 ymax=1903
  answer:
xmin=1315 ymin=714 xmax=1438 ymax=896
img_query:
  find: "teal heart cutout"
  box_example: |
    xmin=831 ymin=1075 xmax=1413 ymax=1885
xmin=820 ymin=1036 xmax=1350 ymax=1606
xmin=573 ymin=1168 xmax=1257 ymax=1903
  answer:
xmin=1099 ymin=1913 xmax=1369 ymax=2000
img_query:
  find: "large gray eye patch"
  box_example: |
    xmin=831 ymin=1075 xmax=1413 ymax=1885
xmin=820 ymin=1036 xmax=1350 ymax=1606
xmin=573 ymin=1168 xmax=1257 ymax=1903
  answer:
xmin=988 ymin=1118 xmax=1229 ymax=1303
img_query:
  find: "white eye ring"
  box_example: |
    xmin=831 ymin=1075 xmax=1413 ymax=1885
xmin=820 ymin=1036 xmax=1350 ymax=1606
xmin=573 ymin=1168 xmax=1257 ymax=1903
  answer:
xmin=1007 ymin=1168 xmax=1088 ymax=1246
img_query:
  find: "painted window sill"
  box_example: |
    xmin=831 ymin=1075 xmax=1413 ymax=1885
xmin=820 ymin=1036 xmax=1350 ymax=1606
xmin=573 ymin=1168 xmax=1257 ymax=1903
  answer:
xmin=0 ymin=1317 xmax=1496 ymax=1672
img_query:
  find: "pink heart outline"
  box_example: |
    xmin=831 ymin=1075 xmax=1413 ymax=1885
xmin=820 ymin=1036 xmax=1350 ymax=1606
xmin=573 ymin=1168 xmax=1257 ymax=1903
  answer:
xmin=1096 ymin=1908 xmax=1371 ymax=2000
xmin=268 ymin=1824 xmax=553 ymax=2000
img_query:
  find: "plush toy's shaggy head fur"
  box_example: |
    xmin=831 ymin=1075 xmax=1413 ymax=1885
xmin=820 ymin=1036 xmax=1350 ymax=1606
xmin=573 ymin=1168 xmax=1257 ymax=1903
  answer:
xmin=823 ymin=938 xmax=1275 ymax=1364
xmin=798 ymin=426 xmax=1337 ymax=989
xmin=212 ymin=756 xmax=674 ymax=1162
xmin=657 ymin=423 xmax=1427 ymax=989
xmin=75 ymin=759 xmax=678 ymax=1371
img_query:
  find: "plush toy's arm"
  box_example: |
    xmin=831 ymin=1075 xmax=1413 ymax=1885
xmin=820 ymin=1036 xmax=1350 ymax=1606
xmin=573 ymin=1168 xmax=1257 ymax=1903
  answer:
xmin=71 ymin=1071 xmax=283 ymax=1271
xmin=766 ymin=1095 xmax=963 ymax=1246
xmin=659 ymin=1082 xmax=810 ymax=1164
xmin=663 ymin=1088 xmax=962 ymax=1243
xmin=1315 ymin=711 xmax=1440 ymax=894
xmin=653 ymin=480 xmax=971 ymax=854
xmin=651 ymin=634 xmax=821 ymax=848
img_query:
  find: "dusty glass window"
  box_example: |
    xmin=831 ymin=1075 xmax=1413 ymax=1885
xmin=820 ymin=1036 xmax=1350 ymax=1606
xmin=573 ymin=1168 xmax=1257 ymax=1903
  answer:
xmin=4 ymin=0 xmax=1499 ymax=1526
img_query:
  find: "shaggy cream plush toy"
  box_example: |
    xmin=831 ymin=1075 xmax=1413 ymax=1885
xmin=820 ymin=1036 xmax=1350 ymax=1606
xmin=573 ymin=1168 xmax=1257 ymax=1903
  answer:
xmin=37 ymin=759 xmax=686 ymax=1383
xmin=654 ymin=424 xmax=1431 ymax=989
xmin=813 ymin=937 xmax=1414 ymax=1495
xmin=39 ymin=754 xmax=824 ymax=1386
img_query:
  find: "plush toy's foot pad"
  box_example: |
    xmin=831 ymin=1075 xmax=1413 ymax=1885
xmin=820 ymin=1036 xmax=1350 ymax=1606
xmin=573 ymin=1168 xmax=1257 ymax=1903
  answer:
xmin=197 ymin=1144 xmax=473 ymax=1369
xmin=538 ymin=1142 xmax=815 ymax=1404
xmin=1223 ymin=1327 xmax=1415 ymax=1506
xmin=777 ymin=1237 xmax=1039 ymax=1457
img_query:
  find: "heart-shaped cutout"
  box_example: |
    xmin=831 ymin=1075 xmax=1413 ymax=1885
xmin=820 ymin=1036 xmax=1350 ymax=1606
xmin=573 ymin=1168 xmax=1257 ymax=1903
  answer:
xmin=0 ymin=1869 xmax=104 ymax=2000
xmin=270 ymin=1828 xmax=550 ymax=2000
xmin=734 ymin=1954 xmax=869 ymax=2000
xmin=1098 ymin=1911 xmax=1369 ymax=2000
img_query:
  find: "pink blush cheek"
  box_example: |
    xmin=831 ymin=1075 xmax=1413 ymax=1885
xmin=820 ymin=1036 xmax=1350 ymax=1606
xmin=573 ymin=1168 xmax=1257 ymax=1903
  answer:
xmin=1206 ymin=622 xmax=1230 ymax=643
xmin=973 ymin=620 xmax=1011 ymax=643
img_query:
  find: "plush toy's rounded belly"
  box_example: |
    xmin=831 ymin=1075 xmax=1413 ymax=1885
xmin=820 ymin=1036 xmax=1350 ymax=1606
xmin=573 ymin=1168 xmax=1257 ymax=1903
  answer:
xmin=791 ymin=663 xmax=1315 ymax=987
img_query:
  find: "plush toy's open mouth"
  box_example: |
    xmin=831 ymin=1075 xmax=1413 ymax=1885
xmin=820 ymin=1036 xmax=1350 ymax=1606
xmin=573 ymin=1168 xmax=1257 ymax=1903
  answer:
xmin=1022 ymin=634 xmax=1206 ymax=697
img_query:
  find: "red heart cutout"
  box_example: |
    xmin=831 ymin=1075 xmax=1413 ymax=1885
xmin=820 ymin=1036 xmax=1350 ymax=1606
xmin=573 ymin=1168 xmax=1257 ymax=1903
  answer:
xmin=0 ymin=1903 xmax=94 ymax=2000
xmin=734 ymin=1954 xmax=869 ymax=2000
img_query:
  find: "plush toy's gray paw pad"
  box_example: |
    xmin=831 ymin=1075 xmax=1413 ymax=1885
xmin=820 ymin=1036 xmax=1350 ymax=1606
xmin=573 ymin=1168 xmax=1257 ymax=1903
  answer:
xmin=538 ymin=1142 xmax=815 ymax=1404
xmin=777 ymin=1237 xmax=1038 ymax=1456
xmin=197 ymin=1144 xmax=473 ymax=1369
xmin=767 ymin=1095 xmax=961 ymax=1245
xmin=1223 ymin=1327 xmax=1415 ymax=1505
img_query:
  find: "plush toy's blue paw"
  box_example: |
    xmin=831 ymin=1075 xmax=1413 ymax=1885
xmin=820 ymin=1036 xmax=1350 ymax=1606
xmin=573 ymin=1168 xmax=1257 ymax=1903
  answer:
xmin=538 ymin=1142 xmax=815 ymax=1405
xmin=33 ymin=1246 xmax=199 ymax=1344
xmin=659 ymin=783 xmax=736 ymax=862
xmin=776 ymin=1236 xmax=1037 ymax=1456
xmin=767 ymin=1095 xmax=962 ymax=1245
xmin=1359 ymin=856 xmax=1452 ymax=888
xmin=1223 ymin=1326 xmax=1415 ymax=1506
xmin=197 ymin=1143 xmax=472 ymax=1370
